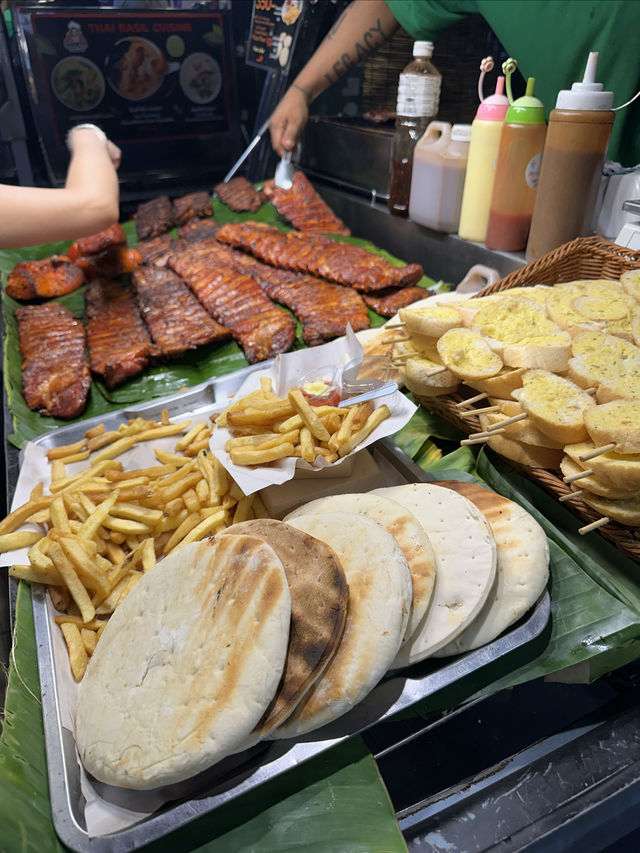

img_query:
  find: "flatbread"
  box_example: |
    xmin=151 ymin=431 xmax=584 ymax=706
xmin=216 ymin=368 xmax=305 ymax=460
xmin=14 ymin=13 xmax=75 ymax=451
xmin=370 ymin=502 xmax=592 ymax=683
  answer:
xmin=221 ymin=519 xmax=348 ymax=734
xmin=285 ymin=492 xmax=435 ymax=644
xmin=373 ymin=483 xmax=497 ymax=666
xmin=273 ymin=513 xmax=412 ymax=739
xmin=76 ymin=536 xmax=291 ymax=789
xmin=432 ymin=481 xmax=549 ymax=656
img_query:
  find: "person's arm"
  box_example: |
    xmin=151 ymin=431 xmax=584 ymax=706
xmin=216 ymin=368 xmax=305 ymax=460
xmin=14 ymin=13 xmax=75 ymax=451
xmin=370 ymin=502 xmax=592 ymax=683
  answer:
xmin=0 ymin=125 xmax=121 ymax=249
xmin=269 ymin=0 xmax=399 ymax=155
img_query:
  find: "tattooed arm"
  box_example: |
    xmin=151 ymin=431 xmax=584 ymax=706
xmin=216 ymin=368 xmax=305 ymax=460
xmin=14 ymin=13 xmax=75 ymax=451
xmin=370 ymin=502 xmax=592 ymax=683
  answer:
xmin=269 ymin=0 xmax=398 ymax=155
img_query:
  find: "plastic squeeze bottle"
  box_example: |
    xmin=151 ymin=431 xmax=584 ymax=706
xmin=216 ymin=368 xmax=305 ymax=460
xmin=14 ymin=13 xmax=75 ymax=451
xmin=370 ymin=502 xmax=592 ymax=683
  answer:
xmin=458 ymin=66 xmax=510 ymax=242
xmin=526 ymin=52 xmax=615 ymax=260
xmin=388 ymin=41 xmax=441 ymax=217
xmin=485 ymin=73 xmax=547 ymax=252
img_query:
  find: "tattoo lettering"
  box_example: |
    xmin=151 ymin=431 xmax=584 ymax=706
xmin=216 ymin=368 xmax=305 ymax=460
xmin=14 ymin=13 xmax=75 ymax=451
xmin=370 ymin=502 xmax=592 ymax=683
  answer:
xmin=324 ymin=18 xmax=390 ymax=84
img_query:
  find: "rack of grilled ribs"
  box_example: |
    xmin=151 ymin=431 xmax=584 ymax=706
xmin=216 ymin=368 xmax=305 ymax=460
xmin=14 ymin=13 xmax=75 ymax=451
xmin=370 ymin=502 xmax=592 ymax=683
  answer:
xmin=15 ymin=303 xmax=90 ymax=418
xmin=168 ymin=238 xmax=296 ymax=363
xmin=84 ymin=278 xmax=159 ymax=389
xmin=172 ymin=191 xmax=213 ymax=226
xmin=214 ymin=177 xmax=266 ymax=213
xmin=195 ymin=240 xmax=371 ymax=346
xmin=132 ymin=266 xmax=230 ymax=356
xmin=177 ymin=218 xmax=220 ymax=242
xmin=136 ymin=233 xmax=177 ymax=267
xmin=68 ymin=223 xmax=126 ymax=257
xmin=67 ymin=223 xmax=142 ymax=279
xmin=262 ymin=172 xmax=350 ymax=234
xmin=134 ymin=195 xmax=175 ymax=240
xmin=6 ymin=256 xmax=85 ymax=301
xmin=362 ymin=285 xmax=431 ymax=317
xmin=215 ymin=221 xmax=423 ymax=292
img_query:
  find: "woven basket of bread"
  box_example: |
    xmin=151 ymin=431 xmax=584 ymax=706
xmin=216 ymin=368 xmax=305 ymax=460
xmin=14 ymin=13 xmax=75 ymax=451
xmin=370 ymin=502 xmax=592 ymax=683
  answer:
xmin=411 ymin=236 xmax=640 ymax=562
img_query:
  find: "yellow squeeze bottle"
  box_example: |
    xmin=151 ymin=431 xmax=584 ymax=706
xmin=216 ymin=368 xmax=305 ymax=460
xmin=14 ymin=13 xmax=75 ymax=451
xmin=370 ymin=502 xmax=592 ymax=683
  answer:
xmin=458 ymin=69 xmax=509 ymax=242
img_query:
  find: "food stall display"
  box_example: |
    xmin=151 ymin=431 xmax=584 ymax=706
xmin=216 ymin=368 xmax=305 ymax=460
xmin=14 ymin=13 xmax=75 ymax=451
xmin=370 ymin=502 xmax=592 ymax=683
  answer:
xmin=2 ymin=181 xmax=640 ymax=853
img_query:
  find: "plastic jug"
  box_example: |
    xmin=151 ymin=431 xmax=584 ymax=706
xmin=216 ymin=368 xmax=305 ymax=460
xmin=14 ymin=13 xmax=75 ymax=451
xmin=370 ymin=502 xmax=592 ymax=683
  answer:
xmin=409 ymin=121 xmax=472 ymax=232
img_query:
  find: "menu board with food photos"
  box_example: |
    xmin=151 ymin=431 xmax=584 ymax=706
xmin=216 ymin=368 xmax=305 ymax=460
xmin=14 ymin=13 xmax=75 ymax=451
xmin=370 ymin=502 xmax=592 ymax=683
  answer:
xmin=245 ymin=0 xmax=305 ymax=73
xmin=13 ymin=7 xmax=237 ymax=185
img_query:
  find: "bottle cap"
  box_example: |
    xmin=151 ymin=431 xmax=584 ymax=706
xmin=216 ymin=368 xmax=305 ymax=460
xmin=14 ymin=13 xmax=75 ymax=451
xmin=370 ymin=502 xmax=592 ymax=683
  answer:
xmin=555 ymin=51 xmax=614 ymax=110
xmin=476 ymin=76 xmax=509 ymax=120
xmin=413 ymin=41 xmax=434 ymax=58
xmin=506 ymin=77 xmax=546 ymax=124
xmin=451 ymin=123 xmax=472 ymax=142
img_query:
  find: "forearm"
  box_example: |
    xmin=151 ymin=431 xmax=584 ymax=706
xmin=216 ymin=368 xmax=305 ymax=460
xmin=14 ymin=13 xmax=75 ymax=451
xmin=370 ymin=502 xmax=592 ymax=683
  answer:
xmin=0 ymin=130 xmax=120 ymax=249
xmin=293 ymin=0 xmax=398 ymax=103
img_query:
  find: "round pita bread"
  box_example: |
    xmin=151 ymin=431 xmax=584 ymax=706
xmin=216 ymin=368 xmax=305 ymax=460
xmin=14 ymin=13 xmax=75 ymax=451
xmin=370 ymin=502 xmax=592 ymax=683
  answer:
xmin=285 ymin=492 xmax=435 ymax=644
xmin=273 ymin=513 xmax=412 ymax=739
xmin=432 ymin=481 xmax=549 ymax=656
xmin=373 ymin=483 xmax=497 ymax=667
xmin=76 ymin=536 xmax=291 ymax=789
xmin=221 ymin=519 xmax=348 ymax=734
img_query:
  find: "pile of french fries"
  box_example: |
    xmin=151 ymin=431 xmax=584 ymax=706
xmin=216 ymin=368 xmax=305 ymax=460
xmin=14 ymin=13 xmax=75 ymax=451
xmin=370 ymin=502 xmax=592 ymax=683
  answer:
xmin=4 ymin=411 xmax=264 ymax=681
xmin=216 ymin=377 xmax=391 ymax=466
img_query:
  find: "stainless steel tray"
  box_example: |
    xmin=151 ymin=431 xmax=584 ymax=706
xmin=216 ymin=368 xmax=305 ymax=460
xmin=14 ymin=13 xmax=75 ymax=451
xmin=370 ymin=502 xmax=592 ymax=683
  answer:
xmin=28 ymin=373 xmax=551 ymax=852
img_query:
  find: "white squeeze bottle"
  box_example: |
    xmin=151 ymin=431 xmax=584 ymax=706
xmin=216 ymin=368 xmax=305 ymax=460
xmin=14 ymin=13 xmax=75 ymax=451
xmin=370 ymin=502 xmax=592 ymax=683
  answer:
xmin=458 ymin=62 xmax=510 ymax=242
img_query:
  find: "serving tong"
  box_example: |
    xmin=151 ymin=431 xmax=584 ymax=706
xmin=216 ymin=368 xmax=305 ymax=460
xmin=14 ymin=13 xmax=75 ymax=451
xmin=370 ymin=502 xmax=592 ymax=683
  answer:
xmin=274 ymin=148 xmax=294 ymax=189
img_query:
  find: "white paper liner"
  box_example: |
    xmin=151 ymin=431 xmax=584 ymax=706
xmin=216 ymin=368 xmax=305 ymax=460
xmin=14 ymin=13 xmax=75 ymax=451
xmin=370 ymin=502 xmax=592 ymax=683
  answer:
xmin=211 ymin=327 xmax=416 ymax=496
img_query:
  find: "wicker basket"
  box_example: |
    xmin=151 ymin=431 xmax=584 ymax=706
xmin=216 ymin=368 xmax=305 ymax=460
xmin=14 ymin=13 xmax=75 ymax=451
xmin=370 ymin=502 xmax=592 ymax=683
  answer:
xmin=416 ymin=236 xmax=640 ymax=562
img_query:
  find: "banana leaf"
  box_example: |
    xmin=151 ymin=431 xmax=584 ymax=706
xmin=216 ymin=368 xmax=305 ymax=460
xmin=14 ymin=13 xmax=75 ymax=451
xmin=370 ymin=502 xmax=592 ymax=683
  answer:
xmin=1 ymin=205 xmax=435 ymax=449
xmin=0 ymin=582 xmax=407 ymax=853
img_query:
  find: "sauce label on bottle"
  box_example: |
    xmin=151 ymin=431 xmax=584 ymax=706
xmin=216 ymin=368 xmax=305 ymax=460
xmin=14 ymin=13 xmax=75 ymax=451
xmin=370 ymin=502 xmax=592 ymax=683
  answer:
xmin=525 ymin=153 xmax=543 ymax=190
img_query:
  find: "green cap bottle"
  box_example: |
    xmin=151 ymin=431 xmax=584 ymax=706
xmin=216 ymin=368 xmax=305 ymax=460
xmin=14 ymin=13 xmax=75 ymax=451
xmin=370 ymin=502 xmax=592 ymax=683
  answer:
xmin=506 ymin=77 xmax=546 ymax=124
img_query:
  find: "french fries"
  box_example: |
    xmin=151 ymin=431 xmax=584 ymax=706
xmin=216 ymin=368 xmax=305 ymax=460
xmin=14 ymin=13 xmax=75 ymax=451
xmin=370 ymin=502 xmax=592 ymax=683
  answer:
xmin=215 ymin=377 xmax=391 ymax=467
xmin=6 ymin=411 xmax=257 ymax=681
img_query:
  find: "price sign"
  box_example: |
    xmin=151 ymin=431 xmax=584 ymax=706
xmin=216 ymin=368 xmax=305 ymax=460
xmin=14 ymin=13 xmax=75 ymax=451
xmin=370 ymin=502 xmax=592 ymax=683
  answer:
xmin=245 ymin=0 xmax=304 ymax=73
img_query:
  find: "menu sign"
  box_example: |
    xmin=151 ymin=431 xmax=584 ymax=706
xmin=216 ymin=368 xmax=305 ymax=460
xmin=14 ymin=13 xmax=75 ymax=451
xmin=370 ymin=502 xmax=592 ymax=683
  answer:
xmin=246 ymin=0 xmax=305 ymax=73
xmin=15 ymin=8 xmax=236 ymax=184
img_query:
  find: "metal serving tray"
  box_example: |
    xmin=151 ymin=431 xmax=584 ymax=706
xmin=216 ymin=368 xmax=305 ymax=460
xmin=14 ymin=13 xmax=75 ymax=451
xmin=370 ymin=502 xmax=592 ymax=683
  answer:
xmin=28 ymin=370 xmax=551 ymax=852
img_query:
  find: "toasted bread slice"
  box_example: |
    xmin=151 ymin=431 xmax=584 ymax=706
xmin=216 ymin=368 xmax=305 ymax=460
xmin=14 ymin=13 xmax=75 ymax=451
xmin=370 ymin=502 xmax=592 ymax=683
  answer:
xmin=564 ymin=441 xmax=640 ymax=490
xmin=398 ymin=304 xmax=462 ymax=338
xmin=464 ymin=366 xmax=526 ymax=398
xmin=583 ymin=400 xmax=640 ymax=454
xmin=567 ymin=331 xmax=640 ymax=403
xmin=546 ymin=281 xmax=634 ymax=341
xmin=477 ymin=417 xmax=563 ymax=468
xmin=456 ymin=286 xmax=552 ymax=327
xmin=560 ymin=456 xmax=639 ymax=499
xmin=574 ymin=488 xmax=640 ymax=527
xmin=620 ymin=269 xmax=640 ymax=302
xmin=402 ymin=354 xmax=460 ymax=397
xmin=483 ymin=406 xmax=565 ymax=449
xmin=436 ymin=327 xmax=503 ymax=380
xmin=511 ymin=369 xmax=595 ymax=444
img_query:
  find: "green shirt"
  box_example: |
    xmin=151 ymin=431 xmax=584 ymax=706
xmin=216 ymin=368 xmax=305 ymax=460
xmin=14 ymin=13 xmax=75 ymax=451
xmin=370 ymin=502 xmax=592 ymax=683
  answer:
xmin=386 ymin=0 xmax=640 ymax=166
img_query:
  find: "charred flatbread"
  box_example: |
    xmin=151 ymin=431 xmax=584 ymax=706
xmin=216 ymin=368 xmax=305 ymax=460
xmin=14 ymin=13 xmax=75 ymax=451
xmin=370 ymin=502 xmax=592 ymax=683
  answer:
xmin=76 ymin=536 xmax=291 ymax=789
xmin=221 ymin=519 xmax=348 ymax=734
xmin=285 ymin=492 xmax=435 ymax=644
xmin=273 ymin=513 xmax=412 ymax=739
xmin=433 ymin=481 xmax=549 ymax=656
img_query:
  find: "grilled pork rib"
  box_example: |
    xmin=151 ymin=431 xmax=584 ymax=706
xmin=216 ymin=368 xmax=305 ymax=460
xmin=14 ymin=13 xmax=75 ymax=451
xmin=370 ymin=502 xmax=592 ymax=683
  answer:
xmin=172 ymin=191 xmax=213 ymax=226
xmin=262 ymin=172 xmax=350 ymax=234
xmin=215 ymin=222 xmax=423 ymax=292
xmin=362 ymin=285 xmax=431 ymax=317
xmin=84 ymin=278 xmax=158 ymax=388
xmin=168 ymin=239 xmax=296 ymax=363
xmin=134 ymin=195 xmax=175 ymax=240
xmin=7 ymin=256 xmax=85 ymax=301
xmin=15 ymin=303 xmax=90 ymax=418
xmin=132 ymin=266 xmax=230 ymax=356
xmin=214 ymin=177 xmax=265 ymax=213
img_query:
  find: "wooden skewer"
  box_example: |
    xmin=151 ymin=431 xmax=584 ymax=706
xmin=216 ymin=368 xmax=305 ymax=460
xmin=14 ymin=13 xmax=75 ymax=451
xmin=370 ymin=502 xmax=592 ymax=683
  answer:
xmin=455 ymin=392 xmax=488 ymax=408
xmin=469 ymin=428 xmax=505 ymax=439
xmin=583 ymin=387 xmax=597 ymax=394
xmin=578 ymin=443 xmax=616 ymax=462
xmin=458 ymin=405 xmax=501 ymax=418
xmin=559 ymin=490 xmax=583 ymax=502
xmin=485 ymin=412 xmax=528 ymax=431
xmin=562 ymin=468 xmax=593 ymax=484
xmin=385 ymin=322 xmax=406 ymax=329
xmin=461 ymin=436 xmax=492 ymax=445
xmin=390 ymin=351 xmax=414 ymax=360
xmin=578 ymin=516 xmax=610 ymax=535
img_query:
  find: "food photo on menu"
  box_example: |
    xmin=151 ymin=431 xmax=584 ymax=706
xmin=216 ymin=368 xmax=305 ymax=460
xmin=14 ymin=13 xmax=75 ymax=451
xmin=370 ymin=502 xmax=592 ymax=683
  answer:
xmin=2 ymin=1 xmax=640 ymax=851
